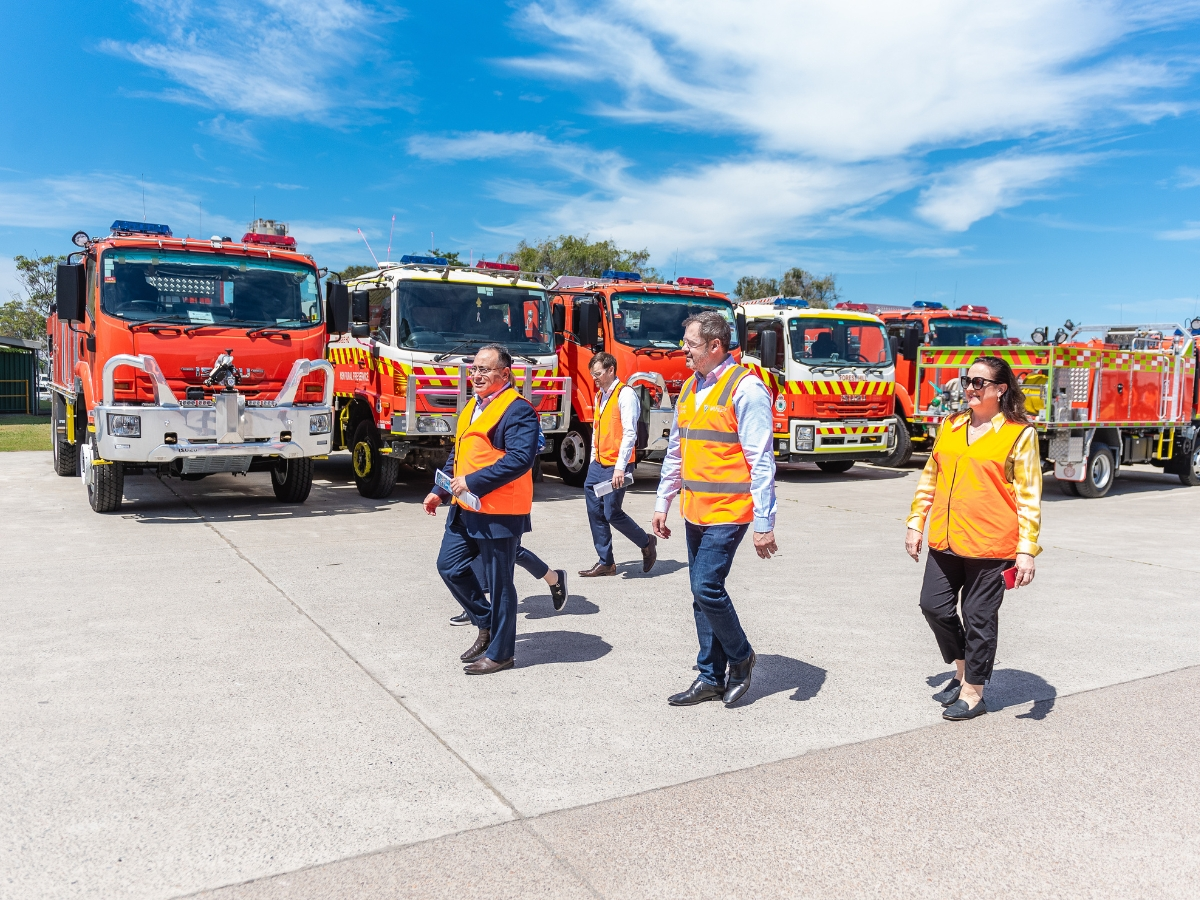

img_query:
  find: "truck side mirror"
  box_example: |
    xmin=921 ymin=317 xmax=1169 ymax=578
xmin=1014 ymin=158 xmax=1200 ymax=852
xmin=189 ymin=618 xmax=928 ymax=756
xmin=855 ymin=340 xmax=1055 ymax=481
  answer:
xmin=326 ymin=283 xmax=349 ymax=333
xmin=350 ymin=290 xmax=370 ymax=325
xmin=573 ymin=301 xmax=600 ymax=347
xmin=56 ymin=263 xmax=86 ymax=322
xmin=902 ymin=326 xmax=920 ymax=361
xmin=350 ymin=324 xmax=371 ymax=338
xmin=735 ymin=310 xmax=747 ymax=351
xmin=759 ymin=329 xmax=779 ymax=370
xmin=551 ymin=303 xmax=566 ymax=335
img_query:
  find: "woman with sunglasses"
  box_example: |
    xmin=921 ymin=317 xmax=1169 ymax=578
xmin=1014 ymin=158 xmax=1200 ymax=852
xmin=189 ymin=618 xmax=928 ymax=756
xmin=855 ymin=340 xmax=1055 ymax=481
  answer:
xmin=905 ymin=356 xmax=1042 ymax=720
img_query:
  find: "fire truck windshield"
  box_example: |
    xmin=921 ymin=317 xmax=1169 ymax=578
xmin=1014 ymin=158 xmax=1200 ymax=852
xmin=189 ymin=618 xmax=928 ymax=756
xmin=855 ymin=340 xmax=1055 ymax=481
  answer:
xmin=927 ymin=318 xmax=1007 ymax=346
xmin=609 ymin=293 xmax=736 ymax=349
xmin=395 ymin=280 xmax=552 ymax=355
xmin=99 ymin=249 xmax=321 ymax=328
xmin=788 ymin=317 xmax=891 ymax=367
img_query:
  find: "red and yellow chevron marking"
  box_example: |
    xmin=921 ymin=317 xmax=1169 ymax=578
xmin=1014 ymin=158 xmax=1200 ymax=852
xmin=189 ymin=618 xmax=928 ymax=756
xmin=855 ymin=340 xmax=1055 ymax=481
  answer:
xmin=740 ymin=363 xmax=894 ymax=396
xmin=919 ymin=348 xmax=1050 ymax=367
xmin=816 ymin=424 xmax=890 ymax=435
xmin=328 ymin=344 xmax=557 ymax=390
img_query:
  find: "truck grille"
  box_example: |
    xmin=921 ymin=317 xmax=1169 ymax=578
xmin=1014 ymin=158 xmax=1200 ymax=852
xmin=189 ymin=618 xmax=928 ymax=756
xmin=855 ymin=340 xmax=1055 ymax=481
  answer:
xmin=180 ymin=456 xmax=253 ymax=474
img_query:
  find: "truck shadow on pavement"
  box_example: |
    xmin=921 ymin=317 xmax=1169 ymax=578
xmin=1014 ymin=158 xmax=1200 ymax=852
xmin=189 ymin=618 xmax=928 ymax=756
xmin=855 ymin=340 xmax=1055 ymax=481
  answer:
xmin=739 ymin=654 xmax=828 ymax=705
xmin=775 ymin=465 xmax=912 ymax=483
xmin=1044 ymin=472 xmax=1189 ymax=503
xmin=928 ymin=668 xmax=1057 ymax=720
xmin=513 ymin=630 xmax=612 ymax=667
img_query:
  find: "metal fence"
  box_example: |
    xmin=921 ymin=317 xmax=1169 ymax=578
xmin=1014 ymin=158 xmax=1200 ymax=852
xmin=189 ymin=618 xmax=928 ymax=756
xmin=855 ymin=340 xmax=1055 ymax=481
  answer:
xmin=0 ymin=340 xmax=42 ymax=415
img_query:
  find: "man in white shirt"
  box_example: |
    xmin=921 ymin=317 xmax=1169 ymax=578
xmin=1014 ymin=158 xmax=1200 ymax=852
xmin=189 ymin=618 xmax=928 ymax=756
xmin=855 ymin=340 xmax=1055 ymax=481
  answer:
xmin=579 ymin=352 xmax=658 ymax=577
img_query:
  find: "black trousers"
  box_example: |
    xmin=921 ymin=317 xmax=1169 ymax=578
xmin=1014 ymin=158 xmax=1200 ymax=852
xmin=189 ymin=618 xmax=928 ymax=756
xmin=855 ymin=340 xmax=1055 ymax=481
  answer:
xmin=919 ymin=548 xmax=1011 ymax=684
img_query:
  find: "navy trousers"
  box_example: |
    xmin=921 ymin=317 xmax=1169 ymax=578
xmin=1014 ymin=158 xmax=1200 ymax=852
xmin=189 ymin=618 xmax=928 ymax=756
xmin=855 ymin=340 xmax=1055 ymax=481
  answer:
xmin=685 ymin=521 xmax=753 ymax=687
xmin=436 ymin=516 xmax=520 ymax=662
xmin=584 ymin=460 xmax=650 ymax=566
xmin=470 ymin=544 xmax=549 ymax=592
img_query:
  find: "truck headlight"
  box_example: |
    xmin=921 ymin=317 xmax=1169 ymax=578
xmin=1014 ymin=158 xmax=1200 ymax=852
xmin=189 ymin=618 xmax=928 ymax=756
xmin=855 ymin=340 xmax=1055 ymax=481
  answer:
xmin=417 ymin=416 xmax=452 ymax=434
xmin=107 ymin=414 xmax=141 ymax=437
xmin=796 ymin=425 xmax=814 ymax=451
xmin=539 ymin=414 xmax=560 ymax=431
xmin=309 ymin=413 xmax=332 ymax=435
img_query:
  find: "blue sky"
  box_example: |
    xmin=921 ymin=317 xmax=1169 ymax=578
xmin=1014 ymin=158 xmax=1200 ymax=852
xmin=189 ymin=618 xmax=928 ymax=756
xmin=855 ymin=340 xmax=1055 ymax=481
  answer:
xmin=4 ymin=1 xmax=1200 ymax=338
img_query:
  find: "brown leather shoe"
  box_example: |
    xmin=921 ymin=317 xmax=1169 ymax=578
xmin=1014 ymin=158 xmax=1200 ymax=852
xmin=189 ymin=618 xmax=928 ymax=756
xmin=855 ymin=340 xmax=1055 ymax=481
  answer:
xmin=641 ymin=534 xmax=658 ymax=573
xmin=463 ymin=656 xmax=514 ymax=675
xmin=460 ymin=628 xmax=491 ymax=663
xmin=578 ymin=563 xmax=617 ymax=577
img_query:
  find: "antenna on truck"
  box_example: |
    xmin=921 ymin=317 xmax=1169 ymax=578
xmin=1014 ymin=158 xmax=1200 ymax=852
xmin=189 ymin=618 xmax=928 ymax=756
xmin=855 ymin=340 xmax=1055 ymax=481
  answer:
xmin=358 ymin=228 xmax=381 ymax=268
xmin=385 ymin=214 xmax=395 ymax=263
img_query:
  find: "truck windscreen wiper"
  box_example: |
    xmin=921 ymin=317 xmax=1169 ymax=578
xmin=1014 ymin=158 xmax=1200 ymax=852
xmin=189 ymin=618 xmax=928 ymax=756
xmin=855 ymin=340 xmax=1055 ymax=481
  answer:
xmin=128 ymin=315 xmax=191 ymax=332
xmin=181 ymin=318 xmax=256 ymax=334
xmin=433 ymin=338 xmax=486 ymax=363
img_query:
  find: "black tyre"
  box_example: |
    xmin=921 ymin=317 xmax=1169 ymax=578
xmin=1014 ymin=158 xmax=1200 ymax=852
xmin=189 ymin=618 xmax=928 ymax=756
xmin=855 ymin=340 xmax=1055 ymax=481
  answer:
xmin=1169 ymin=443 xmax=1200 ymax=487
xmin=816 ymin=459 xmax=855 ymax=474
xmin=555 ymin=421 xmax=592 ymax=487
xmin=51 ymin=394 xmax=78 ymax=477
xmin=271 ymin=457 xmax=314 ymax=503
xmin=1075 ymin=444 xmax=1115 ymax=498
xmin=874 ymin=416 xmax=913 ymax=468
xmin=82 ymin=437 xmax=124 ymax=513
xmin=1058 ymin=479 xmax=1080 ymax=496
xmin=350 ymin=420 xmax=399 ymax=499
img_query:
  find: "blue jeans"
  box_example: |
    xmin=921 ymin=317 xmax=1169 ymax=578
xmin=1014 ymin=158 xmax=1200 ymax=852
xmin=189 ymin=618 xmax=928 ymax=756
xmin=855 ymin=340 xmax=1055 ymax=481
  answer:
xmin=685 ymin=521 xmax=752 ymax=687
xmin=584 ymin=460 xmax=650 ymax=566
xmin=436 ymin=517 xmax=521 ymax=662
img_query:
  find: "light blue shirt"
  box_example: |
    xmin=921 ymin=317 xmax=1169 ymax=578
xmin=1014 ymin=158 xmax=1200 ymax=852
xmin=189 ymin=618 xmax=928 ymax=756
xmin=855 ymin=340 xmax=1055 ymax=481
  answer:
xmin=655 ymin=355 xmax=778 ymax=532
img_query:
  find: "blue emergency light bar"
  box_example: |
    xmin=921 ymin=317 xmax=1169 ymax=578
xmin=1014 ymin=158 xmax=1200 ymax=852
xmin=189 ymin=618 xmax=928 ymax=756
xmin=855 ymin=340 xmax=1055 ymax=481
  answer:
xmin=912 ymin=300 xmax=945 ymax=309
xmin=601 ymin=269 xmax=642 ymax=281
xmin=773 ymin=297 xmax=809 ymax=308
xmin=400 ymin=254 xmax=449 ymax=266
xmin=111 ymin=220 xmax=173 ymax=236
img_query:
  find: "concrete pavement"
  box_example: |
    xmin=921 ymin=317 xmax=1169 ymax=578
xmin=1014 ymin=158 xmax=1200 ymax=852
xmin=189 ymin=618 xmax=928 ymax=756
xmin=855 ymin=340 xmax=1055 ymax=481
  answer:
xmin=3 ymin=450 xmax=1199 ymax=898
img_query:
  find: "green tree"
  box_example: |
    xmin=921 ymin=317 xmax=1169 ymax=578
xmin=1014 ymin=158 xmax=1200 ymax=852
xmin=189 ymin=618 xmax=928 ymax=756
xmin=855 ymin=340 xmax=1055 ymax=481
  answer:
xmin=733 ymin=266 xmax=840 ymax=309
xmin=429 ymin=248 xmax=465 ymax=266
xmin=329 ymin=264 xmax=375 ymax=283
xmin=499 ymin=234 xmax=659 ymax=280
xmin=1 ymin=253 xmax=65 ymax=350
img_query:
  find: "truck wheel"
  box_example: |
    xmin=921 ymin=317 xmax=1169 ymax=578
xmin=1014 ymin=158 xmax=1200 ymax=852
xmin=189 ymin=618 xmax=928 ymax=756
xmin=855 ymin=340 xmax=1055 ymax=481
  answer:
xmin=1075 ymin=444 xmax=1115 ymax=498
xmin=1176 ymin=444 xmax=1200 ymax=487
xmin=816 ymin=459 xmax=855 ymax=474
xmin=351 ymin=420 xmax=399 ymax=499
xmin=1058 ymin=479 xmax=1079 ymax=496
xmin=873 ymin=416 xmax=912 ymax=468
xmin=555 ymin=422 xmax=592 ymax=487
xmin=82 ymin=438 xmax=124 ymax=513
xmin=51 ymin=395 xmax=78 ymax=477
xmin=271 ymin=457 xmax=314 ymax=503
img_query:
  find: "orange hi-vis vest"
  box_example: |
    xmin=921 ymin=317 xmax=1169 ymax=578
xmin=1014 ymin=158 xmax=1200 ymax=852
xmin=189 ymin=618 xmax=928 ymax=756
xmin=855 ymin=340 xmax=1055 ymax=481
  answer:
xmin=594 ymin=380 xmax=627 ymax=466
xmin=927 ymin=413 xmax=1033 ymax=559
xmin=453 ymin=387 xmax=533 ymax=516
xmin=677 ymin=364 xmax=754 ymax=526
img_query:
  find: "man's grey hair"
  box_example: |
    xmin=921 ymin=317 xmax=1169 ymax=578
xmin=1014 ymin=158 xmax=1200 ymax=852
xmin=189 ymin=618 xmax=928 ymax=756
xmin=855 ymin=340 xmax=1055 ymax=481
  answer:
xmin=682 ymin=310 xmax=732 ymax=351
xmin=477 ymin=343 xmax=512 ymax=369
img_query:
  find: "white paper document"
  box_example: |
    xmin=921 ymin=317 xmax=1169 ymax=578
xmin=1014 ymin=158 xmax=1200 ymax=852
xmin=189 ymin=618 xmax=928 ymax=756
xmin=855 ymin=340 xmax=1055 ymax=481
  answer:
xmin=592 ymin=472 xmax=633 ymax=497
xmin=435 ymin=468 xmax=481 ymax=511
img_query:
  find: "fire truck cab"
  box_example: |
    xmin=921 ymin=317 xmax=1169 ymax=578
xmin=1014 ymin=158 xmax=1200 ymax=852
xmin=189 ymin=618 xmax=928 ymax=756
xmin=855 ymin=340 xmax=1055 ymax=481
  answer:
xmin=738 ymin=299 xmax=897 ymax=472
xmin=550 ymin=272 xmax=738 ymax=486
xmin=328 ymin=258 xmax=570 ymax=498
xmin=48 ymin=220 xmax=335 ymax=512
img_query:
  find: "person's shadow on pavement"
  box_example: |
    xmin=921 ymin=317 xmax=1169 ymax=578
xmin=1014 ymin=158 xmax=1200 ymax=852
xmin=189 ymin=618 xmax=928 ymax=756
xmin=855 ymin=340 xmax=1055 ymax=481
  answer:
xmin=729 ymin=654 xmax=827 ymax=706
xmin=514 ymin=630 xmax=612 ymax=667
xmin=518 ymin=594 xmax=600 ymax=619
xmin=928 ymin=668 xmax=1057 ymax=720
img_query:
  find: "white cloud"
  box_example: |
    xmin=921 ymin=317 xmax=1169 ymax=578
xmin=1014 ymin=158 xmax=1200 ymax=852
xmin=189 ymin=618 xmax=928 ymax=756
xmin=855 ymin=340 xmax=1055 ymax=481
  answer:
xmin=916 ymin=153 xmax=1092 ymax=231
xmin=1174 ymin=166 xmax=1200 ymax=188
xmin=1157 ymin=221 xmax=1200 ymax=240
xmin=408 ymin=132 xmax=626 ymax=185
xmin=103 ymin=0 xmax=407 ymax=124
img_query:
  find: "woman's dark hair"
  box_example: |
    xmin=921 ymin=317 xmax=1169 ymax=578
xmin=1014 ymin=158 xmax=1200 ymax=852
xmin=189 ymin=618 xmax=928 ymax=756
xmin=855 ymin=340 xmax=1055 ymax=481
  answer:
xmin=974 ymin=355 xmax=1030 ymax=423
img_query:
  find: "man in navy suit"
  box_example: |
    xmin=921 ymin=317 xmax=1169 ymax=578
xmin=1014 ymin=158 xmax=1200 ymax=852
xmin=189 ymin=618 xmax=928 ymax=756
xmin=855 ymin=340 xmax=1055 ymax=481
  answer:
xmin=424 ymin=344 xmax=539 ymax=674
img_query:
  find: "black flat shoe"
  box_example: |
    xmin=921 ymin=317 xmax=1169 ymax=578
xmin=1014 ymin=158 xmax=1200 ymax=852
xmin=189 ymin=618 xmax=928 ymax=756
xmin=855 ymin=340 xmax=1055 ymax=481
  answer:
xmin=932 ymin=678 xmax=962 ymax=706
xmin=449 ymin=611 xmax=471 ymax=626
xmin=943 ymin=698 xmax=987 ymax=721
xmin=550 ymin=570 xmax=568 ymax=611
xmin=668 ymin=679 xmax=726 ymax=706
xmin=722 ymin=649 xmax=756 ymax=706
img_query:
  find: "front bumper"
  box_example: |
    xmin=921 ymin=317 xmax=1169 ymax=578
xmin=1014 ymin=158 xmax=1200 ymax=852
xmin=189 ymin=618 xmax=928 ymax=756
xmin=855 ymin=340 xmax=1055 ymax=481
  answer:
xmin=777 ymin=418 xmax=895 ymax=459
xmin=94 ymin=354 xmax=335 ymax=464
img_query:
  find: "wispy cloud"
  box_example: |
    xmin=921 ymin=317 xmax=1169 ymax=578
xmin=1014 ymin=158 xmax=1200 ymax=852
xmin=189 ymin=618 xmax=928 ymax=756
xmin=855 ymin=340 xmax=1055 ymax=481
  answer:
xmin=1157 ymin=221 xmax=1200 ymax=240
xmin=103 ymin=0 xmax=409 ymax=126
xmin=408 ymin=131 xmax=627 ymax=185
xmin=199 ymin=115 xmax=260 ymax=150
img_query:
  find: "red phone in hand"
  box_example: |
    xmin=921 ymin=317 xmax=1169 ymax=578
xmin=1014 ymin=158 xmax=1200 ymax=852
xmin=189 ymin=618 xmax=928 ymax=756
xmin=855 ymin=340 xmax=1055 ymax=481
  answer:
xmin=1002 ymin=566 xmax=1018 ymax=590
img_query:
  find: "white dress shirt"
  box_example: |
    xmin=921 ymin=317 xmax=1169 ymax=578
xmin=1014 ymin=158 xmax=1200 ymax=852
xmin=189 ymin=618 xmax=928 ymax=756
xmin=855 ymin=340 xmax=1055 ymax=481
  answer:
xmin=655 ymin=356 xmax=778 ymax=532
xmin=591 ymin=383 xmax=640 ymax=474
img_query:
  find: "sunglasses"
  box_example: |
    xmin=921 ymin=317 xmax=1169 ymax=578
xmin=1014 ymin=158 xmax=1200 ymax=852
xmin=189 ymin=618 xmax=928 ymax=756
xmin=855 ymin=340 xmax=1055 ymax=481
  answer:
xmin=960 ymin=375 xmax=1001 ymax=391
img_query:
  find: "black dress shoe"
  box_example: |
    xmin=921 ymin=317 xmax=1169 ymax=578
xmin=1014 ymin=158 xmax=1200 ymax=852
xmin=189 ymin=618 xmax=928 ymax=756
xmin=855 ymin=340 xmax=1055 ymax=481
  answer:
xmin=449 ymin=611 xmax=471 ymax=626
xmin=722 ymin=649 xmax=756 ymax=705
xmin=550 ymin=570 xmax=568 ymax=611
xmin=943 ymin=697 xmax=988 ymax=720
xmin=464 ymin=657 xmax=514 ymax=675
xmin=668 ymin=679 xmax=726 ymax=706
xmin=932 ymin=678 xmax=962 ymax=706
xmin=460 ymin=628 xmax=491 ymax=663
xmin=641 ymin=535 xmax=658 ymax=573
xmin=578 ymin=562 xmax=617 ymax=577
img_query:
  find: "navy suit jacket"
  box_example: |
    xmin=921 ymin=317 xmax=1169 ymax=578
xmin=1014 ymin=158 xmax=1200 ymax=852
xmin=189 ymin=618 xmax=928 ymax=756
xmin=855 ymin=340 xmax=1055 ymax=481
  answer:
xmin=434 ymin=391 xmax=538 ymax=540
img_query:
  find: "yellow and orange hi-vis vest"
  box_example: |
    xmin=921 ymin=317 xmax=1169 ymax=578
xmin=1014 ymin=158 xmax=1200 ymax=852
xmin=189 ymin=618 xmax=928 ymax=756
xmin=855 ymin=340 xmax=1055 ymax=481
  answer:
xmin=677 ymin=365 xmax=754 ymax=526
xmin=453 ymin=387 xmax=533 ymax=516
xmin=594 ymin=380 xmax=627 ymax=466
xmin=927 ymin=412 xmax=1033 ymax=559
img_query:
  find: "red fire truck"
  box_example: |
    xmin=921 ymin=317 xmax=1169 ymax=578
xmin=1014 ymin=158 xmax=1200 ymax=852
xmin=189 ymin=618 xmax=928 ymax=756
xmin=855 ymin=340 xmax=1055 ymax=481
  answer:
xmin=549 ymin=271 xmax=738 ymax=486
xmin=47 ymin=220 xmax=336 ymax=512
xmin=868 ymin=300 xmax=1013 ymax=465
xmin=912 ymin=321 xmax=1200 ymax=497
